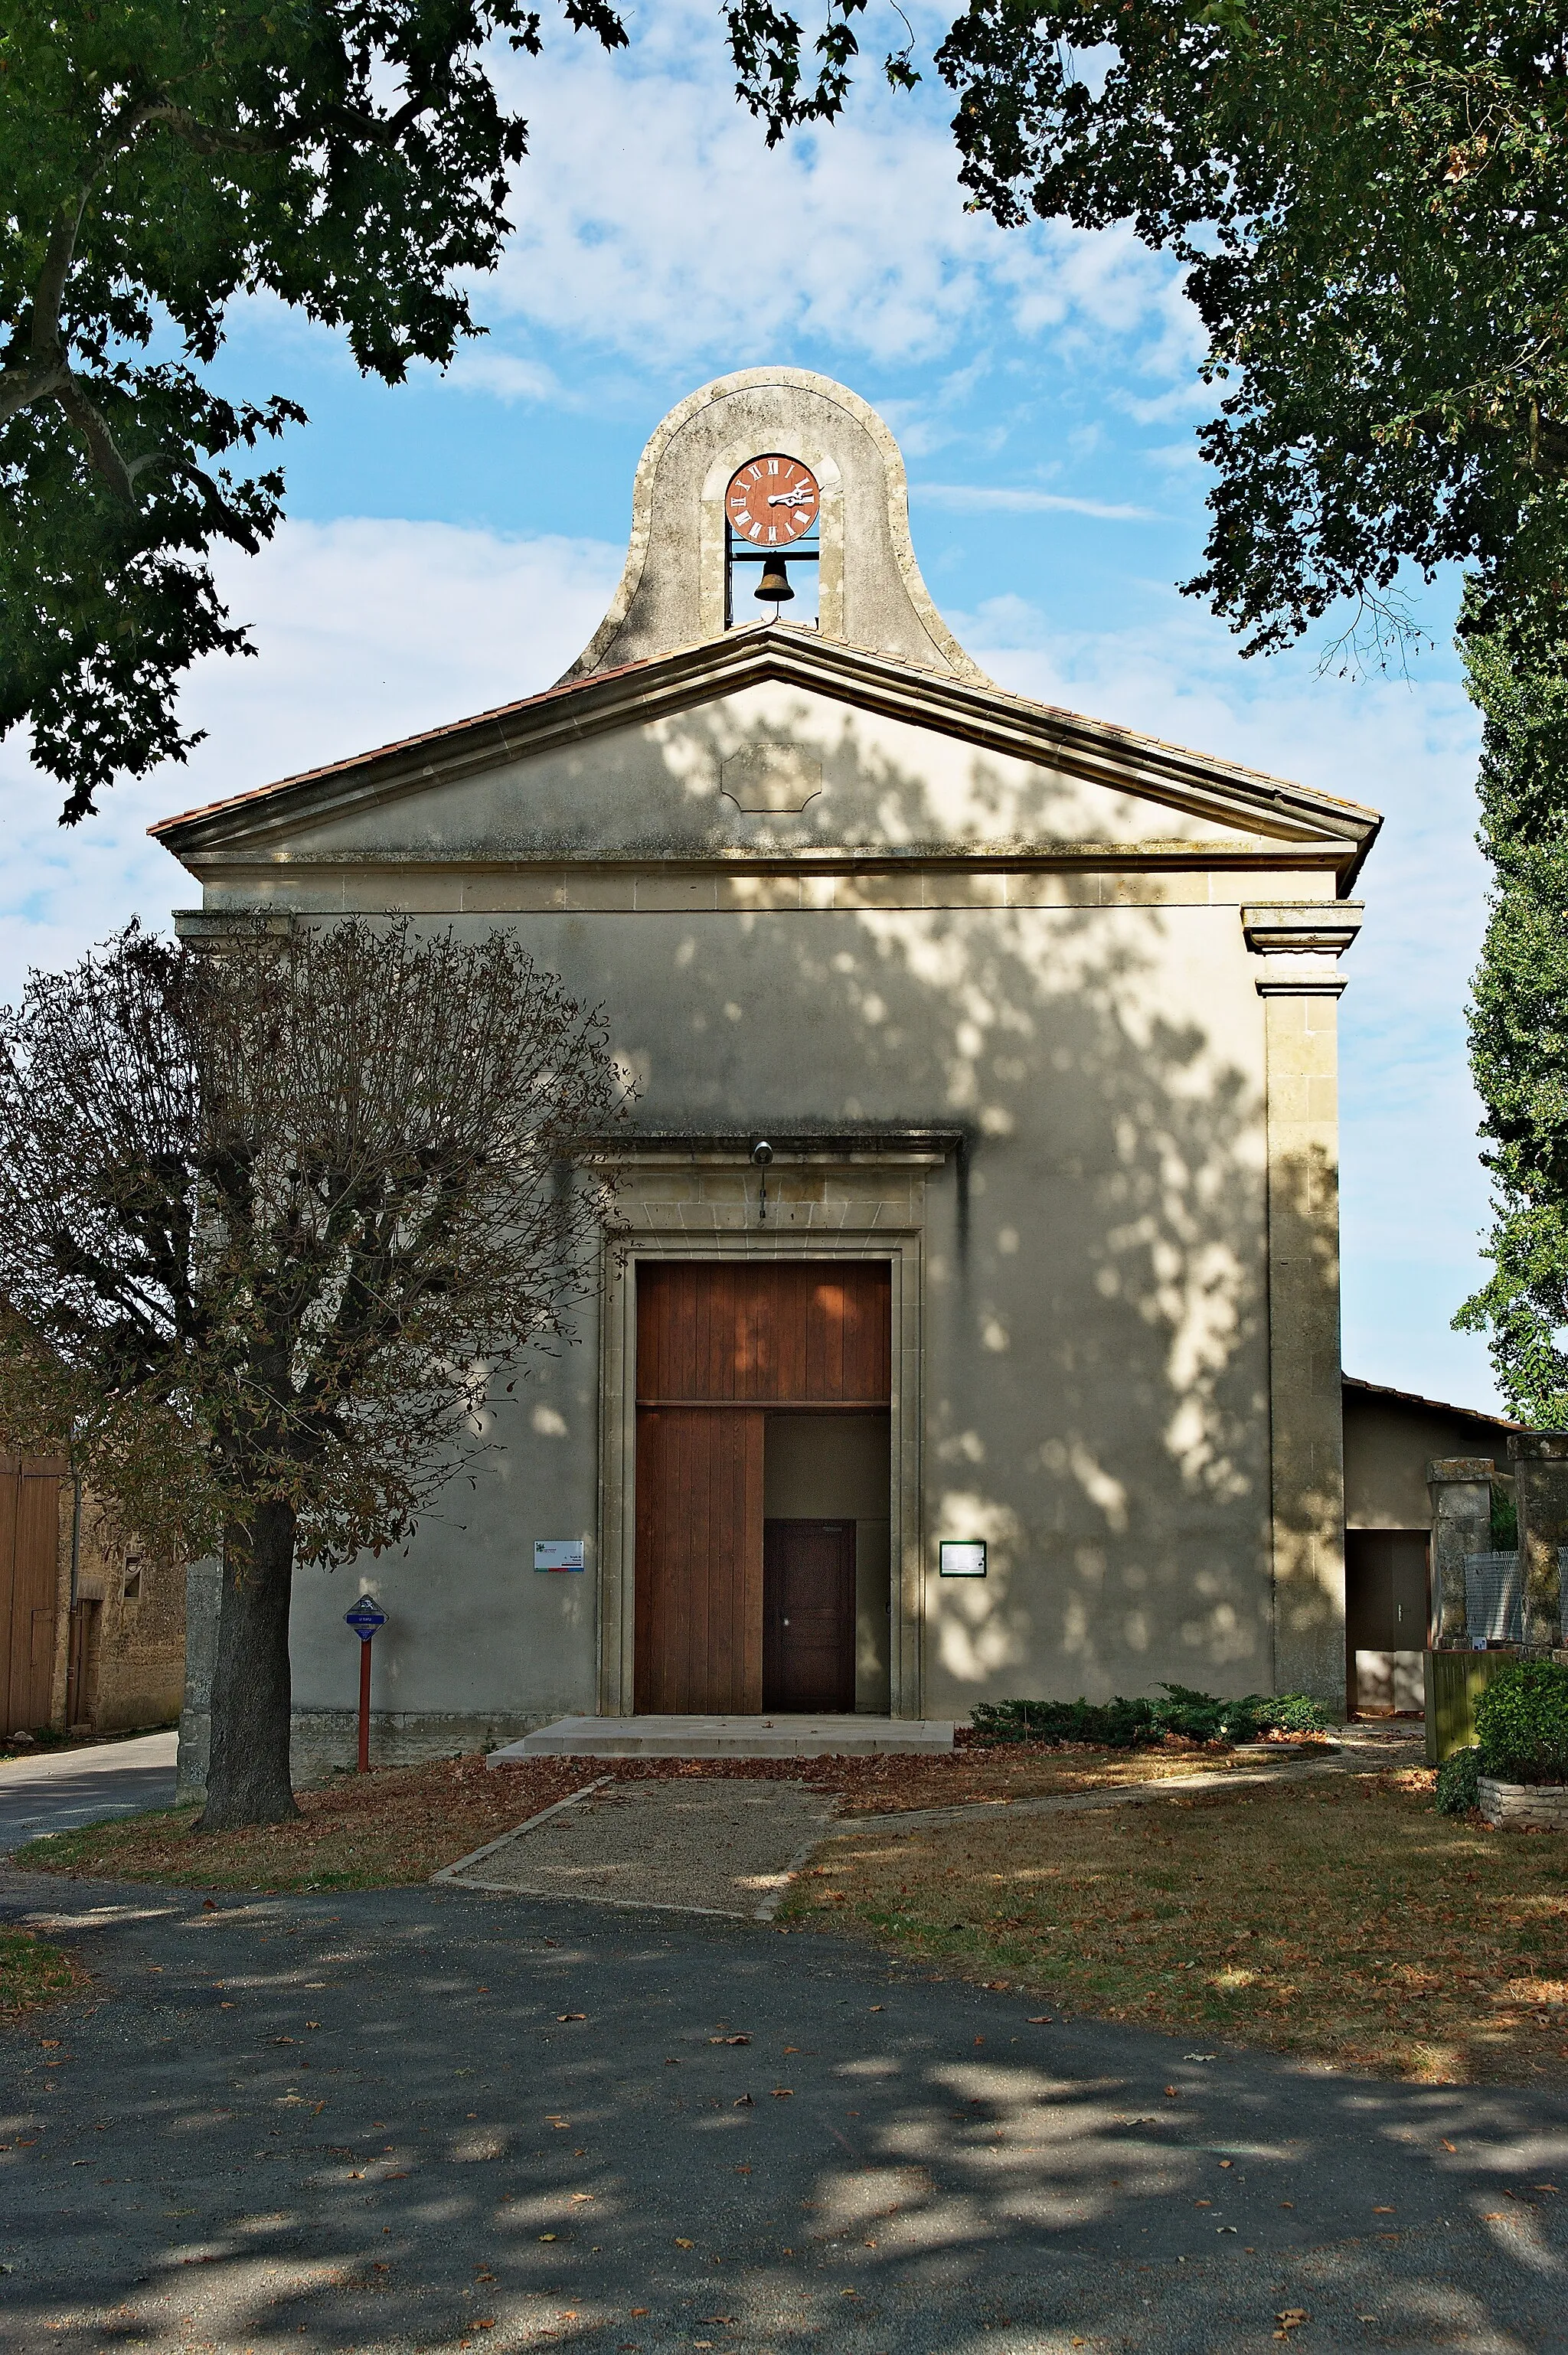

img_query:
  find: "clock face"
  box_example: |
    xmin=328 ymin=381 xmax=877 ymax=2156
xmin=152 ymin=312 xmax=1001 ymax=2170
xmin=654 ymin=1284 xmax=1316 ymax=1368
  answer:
xmin=726 ymin=455 xmax=820 ymax=545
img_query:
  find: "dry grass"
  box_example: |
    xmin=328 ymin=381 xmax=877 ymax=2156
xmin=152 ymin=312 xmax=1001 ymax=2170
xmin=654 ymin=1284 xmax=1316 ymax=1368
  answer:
xmin=786 ymin=1764 xmax=1568 ymax=2086
xmin=10 ymin=1739 xmax=1285 ymax=1893
xmin=0 ymin=1927 xmax=87 ymax=2021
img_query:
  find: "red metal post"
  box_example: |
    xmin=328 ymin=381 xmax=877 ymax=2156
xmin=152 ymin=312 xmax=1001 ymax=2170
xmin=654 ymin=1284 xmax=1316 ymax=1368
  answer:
xmin=358 ymin=1636 xmax=372 ymax=1772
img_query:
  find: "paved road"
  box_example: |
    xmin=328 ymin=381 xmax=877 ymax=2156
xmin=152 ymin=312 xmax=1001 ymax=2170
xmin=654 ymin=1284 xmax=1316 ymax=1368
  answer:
xmin=0 ymin=1730 xmax=178 ymax=1854
xmin=2 ymin=1869 xmax=1565 ymax=2352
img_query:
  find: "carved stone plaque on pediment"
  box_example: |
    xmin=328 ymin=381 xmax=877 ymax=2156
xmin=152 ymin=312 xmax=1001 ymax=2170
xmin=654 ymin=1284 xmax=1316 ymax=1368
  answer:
xmin=720 ymin=743 xmax=823 ymax=814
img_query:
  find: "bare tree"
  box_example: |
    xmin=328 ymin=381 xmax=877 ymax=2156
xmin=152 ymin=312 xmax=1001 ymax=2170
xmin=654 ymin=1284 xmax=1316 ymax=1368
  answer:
xmin=0 ymin=920 xmax=623 ymax=1828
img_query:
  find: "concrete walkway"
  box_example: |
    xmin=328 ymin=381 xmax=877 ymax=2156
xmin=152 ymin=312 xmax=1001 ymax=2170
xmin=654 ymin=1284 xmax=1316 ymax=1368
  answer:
xmin=2 ymin=1867 xmax=1563 ymax=2353
xmin=0 ymin=1729 xmax=178 ymax=1854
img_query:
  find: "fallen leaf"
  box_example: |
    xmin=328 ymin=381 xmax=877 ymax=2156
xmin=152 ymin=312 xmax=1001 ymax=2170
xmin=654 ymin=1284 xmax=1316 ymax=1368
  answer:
xmin=733 ymin=2094 xmax=753 ymax=2107
xmin=675 ymin=2237 xmax=694 ymax=2249
xmin=202 ymin=1898 xmax=217 ymax=1911
xmin=631 ymin=2309 xmax=648 ymax=2317
xmin=869 ymin=2005 xmax=884 ymax=2013
xmin=1373 ymin=2206 xmax=1394 ymax=2214
xmin=39 ymin=2042 xmax=60 ymax=2051
xmin=710 ymin=2034 xmax=750 ymax=2045
xmin=1026 ymin=2016 xmax=1053 ymax=2025
xmin=1163 ymin=2086 xmax=1180 ymax=2099
xmin=538 ymin=2233 xmax=557 ymax=2242
xmin=557 ymin=2013 xmax=586 ymax=2023
xmin=771 ymin=2089 xmax=794 ymax=2099
xmin=1441 ymin=2139 xmax=1456 ymax=2153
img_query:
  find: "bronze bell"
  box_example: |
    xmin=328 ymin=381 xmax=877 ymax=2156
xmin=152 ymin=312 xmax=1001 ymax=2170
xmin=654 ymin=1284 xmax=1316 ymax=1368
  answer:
xmin=755 ymin=554 xmax=794 ymax=605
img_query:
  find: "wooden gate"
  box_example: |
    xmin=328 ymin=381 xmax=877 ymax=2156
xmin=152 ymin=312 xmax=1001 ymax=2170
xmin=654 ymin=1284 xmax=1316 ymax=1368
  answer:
xmin=633 ymin=1262 xmax=890 ymax=1713
xmin=1 ymin=1455 xmax=63 ymax=1734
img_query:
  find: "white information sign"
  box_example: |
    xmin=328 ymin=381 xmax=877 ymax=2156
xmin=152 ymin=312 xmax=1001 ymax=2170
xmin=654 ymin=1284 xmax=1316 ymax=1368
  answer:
xmin=939 ymin=1540 xmax=987 ymax=1579
xmin=534 ymin=1540 xmax=586 ymax=1573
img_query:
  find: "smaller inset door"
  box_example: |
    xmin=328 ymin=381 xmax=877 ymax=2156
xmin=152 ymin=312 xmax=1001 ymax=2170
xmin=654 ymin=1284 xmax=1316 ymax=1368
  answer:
xmin=763 ymin=1519 xmax=855 ymax=1713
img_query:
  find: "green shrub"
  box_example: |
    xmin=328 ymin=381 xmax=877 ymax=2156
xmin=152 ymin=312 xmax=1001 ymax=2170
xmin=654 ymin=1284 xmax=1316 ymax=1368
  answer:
xmin=969 ymin=1686 xmax=1332 ymax=1749
xmin=1436 ymin=1745 xmax=1481 ymax=1814
xmin=1267 ymin=1692 xmax=1334 ymax=1734
xmin=1475 ymin=1660 xmax=1568 ymax=1785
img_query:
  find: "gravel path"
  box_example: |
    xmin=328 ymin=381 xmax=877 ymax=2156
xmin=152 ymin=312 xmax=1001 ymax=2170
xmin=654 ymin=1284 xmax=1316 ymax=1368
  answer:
xmin=439 ymin=1778 xmax=839 ymax=1917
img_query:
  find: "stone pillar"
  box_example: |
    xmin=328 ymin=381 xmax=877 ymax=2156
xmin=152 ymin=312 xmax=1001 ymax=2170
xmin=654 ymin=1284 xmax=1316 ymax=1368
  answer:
xmin=1508 ymin=1433 xmax=1568 ymax=1648
xmin=177 ymin=1556 xmax=220 ymax=1799
xmin=1245 ymin=903 xmax=1363 ymax=1701
xmin=1426 ymin=1459 xmax=1493 ymax=1643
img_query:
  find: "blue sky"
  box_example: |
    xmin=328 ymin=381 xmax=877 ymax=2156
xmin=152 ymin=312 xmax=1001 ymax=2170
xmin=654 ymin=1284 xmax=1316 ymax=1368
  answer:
xmin=0 ymin=1 xmax=1498 ymax=1409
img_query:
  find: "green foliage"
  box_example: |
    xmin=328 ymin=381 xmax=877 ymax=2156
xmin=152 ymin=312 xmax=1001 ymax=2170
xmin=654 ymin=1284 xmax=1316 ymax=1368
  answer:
xmin=1436 ymin=1743 xmax=1481 ymax=1814
xmin=1454 ymin=599 xmax=1568 ymax=1419
xmin=933 ymin=0 xmax=1568 ymax=666
xmin=0 ymin=1 xmax=927 ymax=820
xmin=1491 ymin=1482 xmax=1520 ymax=1550
xmin=0 ymin=0 xmax=629 ymax=820
xmin=971 ymin=1684 xmax=1331 ymax=1748
xmin=1475 ymin=1658 xmax=1568 ymax=1784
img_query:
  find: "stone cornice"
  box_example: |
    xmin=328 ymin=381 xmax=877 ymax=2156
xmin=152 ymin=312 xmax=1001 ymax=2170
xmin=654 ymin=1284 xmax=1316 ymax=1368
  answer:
xmin=152 ymin=626 xmax=1383 ymax=887
xmin=1244 ymin=900 xmax=1364 ymax=997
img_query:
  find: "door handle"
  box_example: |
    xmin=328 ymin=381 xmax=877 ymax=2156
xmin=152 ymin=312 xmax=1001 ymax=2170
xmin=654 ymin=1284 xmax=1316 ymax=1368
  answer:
xmin=782 ymin=1618 xmax=790 ymax=1627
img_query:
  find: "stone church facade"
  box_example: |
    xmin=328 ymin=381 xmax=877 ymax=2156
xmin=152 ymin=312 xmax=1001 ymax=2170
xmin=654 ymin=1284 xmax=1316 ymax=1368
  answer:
xmin=158 ymin=367 xmax=1378 ymax=1773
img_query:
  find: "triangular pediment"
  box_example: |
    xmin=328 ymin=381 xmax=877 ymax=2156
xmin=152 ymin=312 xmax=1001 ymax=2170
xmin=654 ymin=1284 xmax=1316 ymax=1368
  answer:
xmin=154 ymin=625 xmax=1380 ymax=886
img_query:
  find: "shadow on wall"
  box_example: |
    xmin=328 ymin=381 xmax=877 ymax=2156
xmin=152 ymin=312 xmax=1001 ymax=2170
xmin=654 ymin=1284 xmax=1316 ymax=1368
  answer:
xmin=601 ymin=698 xmax=1344 ymax=1700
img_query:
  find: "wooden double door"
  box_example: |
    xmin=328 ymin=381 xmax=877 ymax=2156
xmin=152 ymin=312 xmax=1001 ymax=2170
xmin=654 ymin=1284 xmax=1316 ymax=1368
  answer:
xmin=633 ymin=1261 xmax=889 ymax=1714
xmin=2 ymin=1456 xmax=62 ymax=1736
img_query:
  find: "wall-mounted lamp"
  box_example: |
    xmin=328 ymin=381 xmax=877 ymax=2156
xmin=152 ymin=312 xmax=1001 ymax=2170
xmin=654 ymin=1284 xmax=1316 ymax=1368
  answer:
xmin=751 ymin=1139 xmax=773 ymax=1222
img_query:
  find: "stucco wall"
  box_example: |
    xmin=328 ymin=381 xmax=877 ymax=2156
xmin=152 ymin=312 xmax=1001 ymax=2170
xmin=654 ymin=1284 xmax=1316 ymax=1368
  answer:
xmin=275 ymin=884 xmax=1279 ymax=1743
xmin=1343 ymin=1389 xmax=1516 ymax=1529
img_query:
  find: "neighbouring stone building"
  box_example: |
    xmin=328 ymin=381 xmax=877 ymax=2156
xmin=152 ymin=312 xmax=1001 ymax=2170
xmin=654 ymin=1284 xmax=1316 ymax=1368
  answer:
xmin=157 ymin=366 xmax=1389 ymax=1781
xmin=1 ymin=1453 xmax=185 ymax=1741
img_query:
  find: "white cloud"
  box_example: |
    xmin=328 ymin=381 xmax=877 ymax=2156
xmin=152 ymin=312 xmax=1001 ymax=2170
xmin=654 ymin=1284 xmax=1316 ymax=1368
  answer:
xmin=918 ymin=482 xmax=1156 ymax=521
xmin=469 ymin=7 xmax=1197 ymax=381
xmin=0 ymin=518 xmax=621 ymax=1002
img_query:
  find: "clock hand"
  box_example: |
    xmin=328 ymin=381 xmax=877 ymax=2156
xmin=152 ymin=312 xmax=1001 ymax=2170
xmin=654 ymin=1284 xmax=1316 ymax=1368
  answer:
xmin=766 ymin=487 xmax=814 ymax=508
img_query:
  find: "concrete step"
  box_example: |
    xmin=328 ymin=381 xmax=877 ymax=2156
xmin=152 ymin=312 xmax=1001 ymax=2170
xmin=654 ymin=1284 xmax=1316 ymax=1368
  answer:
xmin=489 ymin=1714 xmax=956 ymax=1762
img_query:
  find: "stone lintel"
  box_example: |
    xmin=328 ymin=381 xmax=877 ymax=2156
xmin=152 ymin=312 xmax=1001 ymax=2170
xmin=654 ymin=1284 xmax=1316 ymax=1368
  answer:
xmin=1428 ymin=1458 xmax=1496 ymax=1485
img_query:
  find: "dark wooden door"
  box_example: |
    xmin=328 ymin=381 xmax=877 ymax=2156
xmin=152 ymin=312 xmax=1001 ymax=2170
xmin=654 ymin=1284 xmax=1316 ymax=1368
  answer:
xmin=635 ymin=1408 xmax=764 ymax=1713
xmin=763 ymin=1519 xmax=855 ymax=1713
xmin=634 ymin=1261 xmax=889 ymax=1716
xmin=1 ymin=1456 xmax=61 ymax=1735
xmin=1346 ymin=1530 xmax=1431 ymax=1650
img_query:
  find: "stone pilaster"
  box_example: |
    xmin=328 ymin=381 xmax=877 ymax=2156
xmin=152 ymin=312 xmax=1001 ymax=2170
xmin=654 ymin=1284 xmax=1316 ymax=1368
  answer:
xmin=1426 ymin=1458 xmax=1493 ymax=1641
xmin=1245 ymin=904 xmax=1363 ymax=1703
xmin=1507 ymin=1432 xmax=1568 ymax=1648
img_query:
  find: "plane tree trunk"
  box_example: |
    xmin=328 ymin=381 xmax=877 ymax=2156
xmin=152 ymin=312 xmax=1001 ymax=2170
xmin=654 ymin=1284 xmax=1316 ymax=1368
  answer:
xmin=198 ymin=1496 xmax=301 ymax=1831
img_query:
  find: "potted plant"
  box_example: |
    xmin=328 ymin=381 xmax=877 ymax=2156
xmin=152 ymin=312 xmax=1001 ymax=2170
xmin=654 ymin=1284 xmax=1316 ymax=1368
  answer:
xmin=1473 ymin=1661 xmax=1568 ymax=1829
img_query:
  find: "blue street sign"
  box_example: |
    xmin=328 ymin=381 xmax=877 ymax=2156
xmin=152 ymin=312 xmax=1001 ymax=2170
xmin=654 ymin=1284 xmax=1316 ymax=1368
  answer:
xmin=345 ymin=1596 xmax=387 ymax=1642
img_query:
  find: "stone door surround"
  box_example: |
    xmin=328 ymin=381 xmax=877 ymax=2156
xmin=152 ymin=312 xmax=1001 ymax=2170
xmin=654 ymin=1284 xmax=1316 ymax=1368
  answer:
xmin=594 ymin=1138 xmax=939 ymax=1721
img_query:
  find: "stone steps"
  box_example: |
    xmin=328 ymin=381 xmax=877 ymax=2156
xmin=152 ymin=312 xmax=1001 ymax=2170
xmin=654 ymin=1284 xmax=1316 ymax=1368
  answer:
xmin=488 ymin=1713 xmax=956 ymax=1762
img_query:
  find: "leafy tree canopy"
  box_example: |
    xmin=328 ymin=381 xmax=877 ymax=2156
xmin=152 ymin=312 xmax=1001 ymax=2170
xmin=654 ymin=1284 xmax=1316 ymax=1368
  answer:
xmin=0 ymin=0 xmax=632 ymax=821
xmin=0 ymin=0 xmax=920 ymax=825
xmin=1455 ymin=598 xmax=1568 ymax=1421
xmin=934 ymin=0 xmax=1568 ymax=661
xmin=0 ymin=919 xmax=625 ymax=1824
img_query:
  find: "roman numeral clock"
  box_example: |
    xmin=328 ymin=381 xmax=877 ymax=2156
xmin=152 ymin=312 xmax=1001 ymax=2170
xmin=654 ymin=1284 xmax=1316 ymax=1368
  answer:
xmin=724 ymin=454 xmax=821 ymax=625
